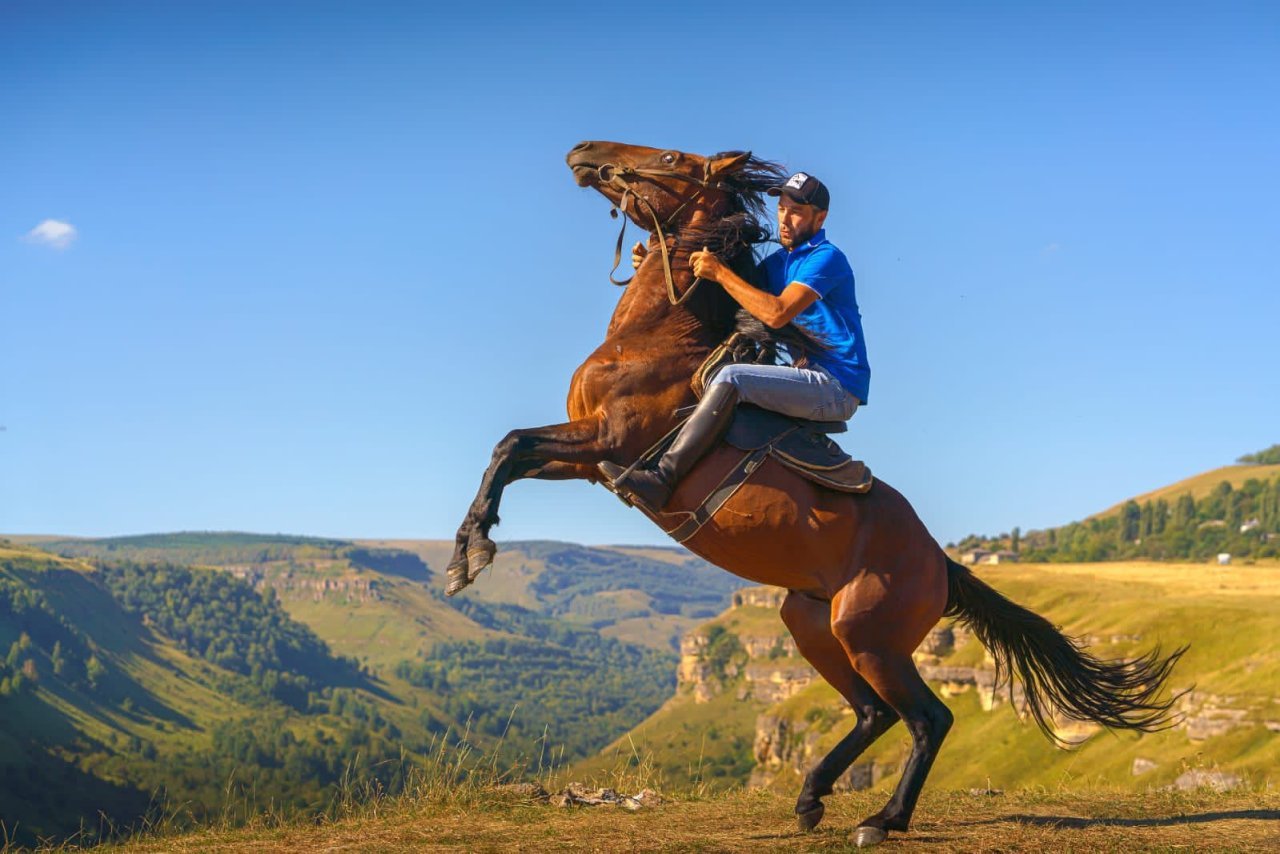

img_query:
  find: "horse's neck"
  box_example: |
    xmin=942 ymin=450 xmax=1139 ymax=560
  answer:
xmin=604 ymin=249 xmax=724 ymax=346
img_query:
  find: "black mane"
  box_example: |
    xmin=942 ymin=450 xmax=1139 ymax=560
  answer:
xmin=675 ymin=152 xmax=829 ymax=360
xmin=675 ymin=151 xmax=786 ymax=259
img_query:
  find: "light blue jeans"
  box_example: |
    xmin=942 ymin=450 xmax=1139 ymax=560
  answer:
xmin=710 ymin=363 xmax=860 ymax=422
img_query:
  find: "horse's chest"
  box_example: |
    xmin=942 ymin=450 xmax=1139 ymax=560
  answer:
xmin=566 ymin=342 xmax=701 ymax=421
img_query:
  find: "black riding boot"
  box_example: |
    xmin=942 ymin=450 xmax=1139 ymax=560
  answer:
xmin=613 ymin=383 xmax=739 ymax=512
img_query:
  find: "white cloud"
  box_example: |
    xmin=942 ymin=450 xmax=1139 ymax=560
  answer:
xmin=23 ymin=219 xmax=78 ymax=250
xmin=1042 ymin=242 xmax=1062 ymax=254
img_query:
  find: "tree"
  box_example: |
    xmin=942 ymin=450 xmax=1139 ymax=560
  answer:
xmin=1237 ymin=444 xmax=1280 ymax=465
xmin=1011 ymin=527 xmax=1021 ymax=553
xmin=1174 ymin=494 xmax=1196 ymax=528
xmin=7 ymin=633 xmax=31 ymax=668
xmin=1227 ymin=492 xmax=1247 ymax=528
xmin=1154 ymin=499 xmax=1170 ymax=534
xmin=1120 ymin=501 xmax=1142 ymax=543
xmin=86 ymin=655 xmax=106 ymax=690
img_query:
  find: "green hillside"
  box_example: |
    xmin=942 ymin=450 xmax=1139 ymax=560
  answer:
xmin=0 ymin=543 xmax=414 ymax=846
xmin=0 ymin=534 xmax=741 ymax=846
xmin=1096 ymin=462 xmax=1280 ymax=517
xmin=958 ymin=451 xmax=1280 ymax=562
xmin=575 ymin=564 xmax=1280 ymax=796
xmin=359 ymin=538 xmax=742 ymax=651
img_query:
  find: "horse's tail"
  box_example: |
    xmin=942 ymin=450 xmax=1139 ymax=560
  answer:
xmin=943 ymin=558 xmax=1186 ymax=744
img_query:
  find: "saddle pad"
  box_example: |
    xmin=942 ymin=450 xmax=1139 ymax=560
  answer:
xmin=773 ymin=452 xmax=873 ymax=494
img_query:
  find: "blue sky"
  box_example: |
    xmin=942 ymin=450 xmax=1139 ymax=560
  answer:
xmin=3 ymin=1 xmax=1278 ymax=548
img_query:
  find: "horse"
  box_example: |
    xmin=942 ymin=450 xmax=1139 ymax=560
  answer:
xmin=445 ymin=141 xmax=1184 ymax=846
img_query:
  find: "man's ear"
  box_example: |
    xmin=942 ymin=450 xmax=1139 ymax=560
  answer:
xmin=708 ymin=151 xmax=753 ymax=177
xmin=815 ymin=209 xmax=829 ymax=229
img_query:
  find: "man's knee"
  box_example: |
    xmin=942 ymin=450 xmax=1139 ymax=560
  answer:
xmin=710 ymin=363 xmax=744 ymax=387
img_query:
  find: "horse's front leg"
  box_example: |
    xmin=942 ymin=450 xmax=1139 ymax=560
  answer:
xmin=446 ymin=418 xmax=608 ymax=596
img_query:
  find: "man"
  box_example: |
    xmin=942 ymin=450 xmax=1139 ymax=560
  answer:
xmin=612 ymin=171 xmax=870 ymax=513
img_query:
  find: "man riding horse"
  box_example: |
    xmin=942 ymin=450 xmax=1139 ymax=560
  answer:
xmin=448 ymin=142 xmax=1182 ymax=846
xmin=609 ymin=171 xmax=870 ymax=513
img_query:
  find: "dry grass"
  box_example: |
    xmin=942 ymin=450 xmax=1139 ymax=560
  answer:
xmin=103 ymin=787 xmax=1279 ymax=852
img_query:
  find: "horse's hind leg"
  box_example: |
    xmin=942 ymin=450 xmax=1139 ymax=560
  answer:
xmin=831 ymin=613 xmax=953 ymax=846
xmin=780 ymin=591 xmax=900 ymax=832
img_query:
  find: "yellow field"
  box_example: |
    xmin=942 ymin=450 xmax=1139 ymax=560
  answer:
xmin=980 ymin=559 xmax=1280 ymax=598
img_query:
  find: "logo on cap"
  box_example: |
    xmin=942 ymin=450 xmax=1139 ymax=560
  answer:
xmin=785 ymin=172 xmax=811 ymax=190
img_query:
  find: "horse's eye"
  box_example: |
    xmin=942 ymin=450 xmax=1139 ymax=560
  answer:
xmin=661 ymin=151 xmax=678 ymax=164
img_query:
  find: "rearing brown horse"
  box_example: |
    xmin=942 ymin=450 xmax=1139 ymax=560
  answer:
xmin=447 ymin=141 xmax=1183 ymax=846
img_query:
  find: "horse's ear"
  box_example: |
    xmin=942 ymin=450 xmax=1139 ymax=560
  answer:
xmin=708 ymin=151 xmax=753 ymax=177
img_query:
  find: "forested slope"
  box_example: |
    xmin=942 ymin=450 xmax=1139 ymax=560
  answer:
xmin=0 ymin=534 xmax=736 ymax=846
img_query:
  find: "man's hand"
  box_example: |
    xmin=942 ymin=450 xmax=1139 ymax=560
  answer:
xmin=631 ymin=241 xmax=648 ymax=270
xmin=690 ymin=246 xmax=727 ymax=282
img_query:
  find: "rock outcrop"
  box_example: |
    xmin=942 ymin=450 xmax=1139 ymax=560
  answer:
xmin=676 ymin=593 xmax=811 ymax=705
xmin=225 ymin=565 xmax=383 ymax=603
xmin=675 ymin=583 xmax=1274 ymax=791
xmin=750 ymin=711 xmax=885 ymax=791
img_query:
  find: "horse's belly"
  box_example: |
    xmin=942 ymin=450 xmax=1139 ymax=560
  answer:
xmin=666 ymin=452 xmax=861 ymax=594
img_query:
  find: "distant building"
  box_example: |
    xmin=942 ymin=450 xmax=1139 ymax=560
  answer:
xmin=1240 ymin=519 xmax=1260 ymax=534
xmin=1217 ymin=553 xmax=1232 ymax=566
xmin=960 ymin=549 xmax=991 ymax=565
xmin=983 ymin=551 xmax=1020 ymax=565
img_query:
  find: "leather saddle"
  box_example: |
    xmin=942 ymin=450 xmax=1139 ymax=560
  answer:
xmin=721 ymin=404 xmax=873 ymax=494
xmin=600 ymin=403 xmax=873 ymax=544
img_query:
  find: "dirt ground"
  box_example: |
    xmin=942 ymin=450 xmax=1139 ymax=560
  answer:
xmin=115 ymin=788 xmax=1280 ymax=853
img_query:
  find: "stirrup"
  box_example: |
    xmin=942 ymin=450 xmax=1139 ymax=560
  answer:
xmin=598 ymin=461 xmax=636 ymax=507
xmin=598 ymin=461 xmax=669 ymax=514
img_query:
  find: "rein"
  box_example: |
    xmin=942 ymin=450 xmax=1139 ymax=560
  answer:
xmin=600 ymin=162 xmax=724 ymax=306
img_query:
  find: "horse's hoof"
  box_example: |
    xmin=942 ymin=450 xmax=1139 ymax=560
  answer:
xmin=854 ymin=826 xmax=887 ymax=848
xmin=796 ymin=803 xmax=825 ymax=832
xmin=466 ymin=538 xmax=496 ymax=579
xmin=444 ymin=559 xmax=470 ymax=597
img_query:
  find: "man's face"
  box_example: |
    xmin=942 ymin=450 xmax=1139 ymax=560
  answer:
xmin=777 ymin=196 xmax=828 ymax=249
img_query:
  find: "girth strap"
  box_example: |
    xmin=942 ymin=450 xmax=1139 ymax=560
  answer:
xmin=664 ymin=445 xmax=770 ymax=543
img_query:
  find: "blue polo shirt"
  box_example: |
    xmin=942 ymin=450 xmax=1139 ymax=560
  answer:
xmin=760 ymin=229 xmax=871 ymax=403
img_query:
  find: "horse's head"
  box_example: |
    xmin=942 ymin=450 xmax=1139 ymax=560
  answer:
xmin=566 ymin=141 xmax=782 ymax=237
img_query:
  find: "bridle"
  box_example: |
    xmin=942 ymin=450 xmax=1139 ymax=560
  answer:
xmin=597 ymin=160 xmax=726 ymax=306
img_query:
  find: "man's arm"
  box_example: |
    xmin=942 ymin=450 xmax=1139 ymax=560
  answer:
xmin=690 ymin=248 xmax=819 ymax=329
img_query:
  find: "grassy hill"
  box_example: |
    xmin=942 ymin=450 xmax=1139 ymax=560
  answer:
xmin=21 ymin=532 xmax=744 ymax=661
xmin=0 ymin=533 xmax=746 ymax=846
xmin=573 ymin=563 xmax=1280 ymax=797
xmin=0 ymin=541 xmax=412 ymax=846
xmin=1094 ymin=462 xmax=1280 ymax=518
xmin=959 ymin=453 xmax=1280 ymax=562
xmin=358 ymin=538 xmax=742 ymax=652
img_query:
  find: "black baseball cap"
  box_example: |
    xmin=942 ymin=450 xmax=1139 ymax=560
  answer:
xmin=766 ymin=171 xmax=830 ymax=210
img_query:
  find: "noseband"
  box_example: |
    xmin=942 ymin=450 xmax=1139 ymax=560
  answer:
xmin=598 ymin=161 xmax=725 ymax=306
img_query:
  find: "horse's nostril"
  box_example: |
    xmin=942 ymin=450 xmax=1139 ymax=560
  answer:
xmin=571 ymin=141 xmax=592 ymax=152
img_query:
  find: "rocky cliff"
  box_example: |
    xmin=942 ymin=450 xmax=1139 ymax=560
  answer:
xmin=675 ymin=587 xmax=811 ymax=705
xmin=224 ymin=563 xmax=384 ymax=603
xmin=671 ymin=578 xmax=1279 ymax=794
